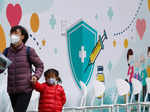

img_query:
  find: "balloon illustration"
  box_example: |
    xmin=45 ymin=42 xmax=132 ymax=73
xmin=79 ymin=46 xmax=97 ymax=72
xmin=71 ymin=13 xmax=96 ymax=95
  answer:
xmin=0 ymin=25 xmax=6 ymax=53
xmin=29 ymin=13 xmax=41 ymax=50
xmin=136 ymin=19 xmax=146 ymax=40
xmin=148 ymin=0 xmax=150 ymax=11
xmin=42 ymin=40 xmax=46 ymax=46
xmin=113 ymin=40 xmax=116 ymax=47
xmin=124 ymin=39 xmax=128 ymax=48
xmin=6 ymin=3 xmax=22 ymax=27
xmin=30 ymin=13 xmax=40 ymax=33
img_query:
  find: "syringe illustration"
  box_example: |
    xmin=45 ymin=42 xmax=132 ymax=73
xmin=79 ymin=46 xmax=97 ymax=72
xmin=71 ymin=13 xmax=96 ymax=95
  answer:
xmin=84 ymin=30 xmax=108 ymax=72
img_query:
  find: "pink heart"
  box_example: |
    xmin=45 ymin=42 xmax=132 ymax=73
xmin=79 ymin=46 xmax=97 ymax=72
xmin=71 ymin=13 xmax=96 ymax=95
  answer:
xmin=6 ymin=4 xmax=22 ymax=27
xmin=136 ymin=19 xmax=146 ymax=40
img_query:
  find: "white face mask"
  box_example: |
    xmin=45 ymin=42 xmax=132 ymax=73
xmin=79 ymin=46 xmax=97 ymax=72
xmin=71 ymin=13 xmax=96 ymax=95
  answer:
xmin=10 ymin=35 xmax=20 ymax=44
xmin=47 ymin=78 xmax=56 ymax=85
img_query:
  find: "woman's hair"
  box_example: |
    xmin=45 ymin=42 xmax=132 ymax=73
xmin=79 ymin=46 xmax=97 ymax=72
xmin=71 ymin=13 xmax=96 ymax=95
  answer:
xmin=10 ymin=25 xmax=29 ymax=44
xmin=127 ymin=49 xmax=133 ymax=61
xmin=147 ymin=47 xmax=150 ymax=55
xmin=44 ymin=68 xmax=62 ymax=83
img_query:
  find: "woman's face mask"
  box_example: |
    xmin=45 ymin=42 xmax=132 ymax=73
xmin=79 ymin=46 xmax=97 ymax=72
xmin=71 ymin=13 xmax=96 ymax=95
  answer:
xmin=47 ymin=78 xmax=56 ymax=85
xmin=10 ymin=35 xmax=20 ymax=45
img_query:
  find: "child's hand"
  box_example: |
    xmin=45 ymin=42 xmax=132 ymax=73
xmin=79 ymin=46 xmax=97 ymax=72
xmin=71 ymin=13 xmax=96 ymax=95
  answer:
xmin=31 ymin=76 xmax=37 ymax=84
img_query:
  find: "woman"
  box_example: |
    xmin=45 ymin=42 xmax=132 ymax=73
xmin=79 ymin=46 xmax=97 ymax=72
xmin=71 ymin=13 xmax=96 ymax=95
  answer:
xmin=0 ymin=25 xmax=44 ymax=112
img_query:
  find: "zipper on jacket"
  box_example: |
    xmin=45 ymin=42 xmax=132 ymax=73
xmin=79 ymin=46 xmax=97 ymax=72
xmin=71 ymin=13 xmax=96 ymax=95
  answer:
xmin=14 ymin=52 xmax=16 ymax=93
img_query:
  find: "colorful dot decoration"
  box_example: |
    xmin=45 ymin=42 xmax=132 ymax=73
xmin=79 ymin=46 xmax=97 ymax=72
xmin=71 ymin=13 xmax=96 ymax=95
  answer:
xmin=29 ymin=34 xmax=42 ymax=50
xmin=113 ymin=0 xmax=144 ymax=37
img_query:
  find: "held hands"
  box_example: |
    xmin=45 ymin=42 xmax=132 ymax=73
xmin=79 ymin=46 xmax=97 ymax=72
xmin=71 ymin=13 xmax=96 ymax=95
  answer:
xmin=31 ymin=76 xmax=37 ymax=84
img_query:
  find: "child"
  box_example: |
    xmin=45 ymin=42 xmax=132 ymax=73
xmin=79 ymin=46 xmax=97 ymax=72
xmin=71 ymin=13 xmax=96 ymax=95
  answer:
xmin=140 ymin=55 xmax=147 ymax=101
xmin=33 ymin=69 xmax=66 ymax=112
xmin=134 ymin=56 xmax=141 ymax=81
xmin=126 ymin=49 xmax=134 ymax=102
xmin=134 ymin=56 xmax=141 ymax=101
xmin=127 ymin=49 xmax=134 ymax=90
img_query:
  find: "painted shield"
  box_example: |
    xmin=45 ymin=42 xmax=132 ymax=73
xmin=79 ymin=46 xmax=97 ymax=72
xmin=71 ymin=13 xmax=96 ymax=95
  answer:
xmin=67 ymin=20 xmax=97 ymax=89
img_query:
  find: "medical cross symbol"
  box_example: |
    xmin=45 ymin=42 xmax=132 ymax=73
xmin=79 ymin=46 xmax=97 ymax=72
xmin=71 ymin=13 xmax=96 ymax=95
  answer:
xmin=79 ymin=46 xmax=86 ymax=63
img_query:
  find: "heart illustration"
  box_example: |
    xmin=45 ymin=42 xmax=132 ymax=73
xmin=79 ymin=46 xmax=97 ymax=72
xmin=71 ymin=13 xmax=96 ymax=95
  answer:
xmin=6 ymin=3 xmax=22 ymax=27
xmin=136 ymin=19 xmax=146 ymax=40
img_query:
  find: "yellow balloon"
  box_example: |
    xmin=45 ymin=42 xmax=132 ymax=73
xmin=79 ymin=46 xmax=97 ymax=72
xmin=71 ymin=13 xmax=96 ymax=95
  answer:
xmin=42 ymin=40 xmax=46 ymax=46
xmin=113 ymin=40 xmax=116 ymax=47
xmin=0 ymin=25 xmax=6 ymax=53
xmin=148 ymin=0 xmax=150 ymax=11
xmin=124 ymin=39 xmax=128 ymax=48
xmin=30 ymin=13 xmax=39 ymax=33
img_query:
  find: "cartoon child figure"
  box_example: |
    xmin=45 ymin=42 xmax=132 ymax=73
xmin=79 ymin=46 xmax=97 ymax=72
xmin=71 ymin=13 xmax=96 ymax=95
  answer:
xmin=140 ymin=54 xmax=148 ymax=101
xmin=127 ymin=49 xmax=134 ymax=93
xmin=134 ymin=56 xmax=141 ymax=81
xmin=133 ymin=56 xmax=142 ymax=101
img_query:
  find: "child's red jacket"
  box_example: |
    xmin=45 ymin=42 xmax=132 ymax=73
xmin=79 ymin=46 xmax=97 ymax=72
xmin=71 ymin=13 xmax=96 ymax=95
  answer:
xmin=34 ymin=82 xmax=66 ymax=112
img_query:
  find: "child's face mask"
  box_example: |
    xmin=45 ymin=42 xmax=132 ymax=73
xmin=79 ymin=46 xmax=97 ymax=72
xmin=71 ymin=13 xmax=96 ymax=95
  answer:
xmin=10 ymin=35 xmax=20 ymax=45
xmin=47 ymin=78 xmax=56 ymax=85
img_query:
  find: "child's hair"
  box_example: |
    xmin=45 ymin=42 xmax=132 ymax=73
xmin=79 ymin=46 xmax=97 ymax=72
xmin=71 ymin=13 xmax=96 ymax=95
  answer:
xmin=147 ymin=47 xmax=150 ymax=55
xmin=127 ymin=49 xmax=133 ymax=61
xmin=127 ymin=49 xmax=133 ymax=66
xmin=44 ymin=68 xmax=62 ymax=83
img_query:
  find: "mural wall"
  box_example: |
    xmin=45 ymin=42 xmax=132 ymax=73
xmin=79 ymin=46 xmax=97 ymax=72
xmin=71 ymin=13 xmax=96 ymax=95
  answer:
xmin=0 ymin=0 xmax=150 ymax=111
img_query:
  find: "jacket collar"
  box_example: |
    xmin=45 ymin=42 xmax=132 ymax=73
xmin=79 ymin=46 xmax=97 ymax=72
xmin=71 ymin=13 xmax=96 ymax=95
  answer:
xmin=10 ymin=43 xmax=24 ymax=53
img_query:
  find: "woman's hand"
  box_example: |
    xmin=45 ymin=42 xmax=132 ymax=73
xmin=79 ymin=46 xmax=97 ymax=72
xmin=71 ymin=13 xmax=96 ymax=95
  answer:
xmin=31 ymin=76 xmax=37 ymax=84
